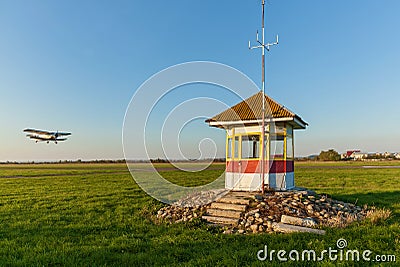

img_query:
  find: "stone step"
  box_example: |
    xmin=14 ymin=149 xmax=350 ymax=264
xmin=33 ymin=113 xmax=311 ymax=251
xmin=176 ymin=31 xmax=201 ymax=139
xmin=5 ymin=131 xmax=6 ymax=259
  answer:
xmin=272 ymin=222 xmax=326 ymax=235
xmin=210 ymin=202 xmax=247 ymax=212
xmin=229 ymin=191 xmax=256 ymax=198
xmin=202 ymin=215 xmax=239 ymax=225
xmin=207 ymin=208 xmax=242 ymax=218
xmin=217 ymin=197 xmax=251 ymax=205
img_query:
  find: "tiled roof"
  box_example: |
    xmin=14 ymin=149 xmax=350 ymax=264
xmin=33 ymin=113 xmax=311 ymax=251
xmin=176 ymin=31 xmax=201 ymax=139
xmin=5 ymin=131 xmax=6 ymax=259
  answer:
xmin=206 ymin=91 xmax=307 ymax=128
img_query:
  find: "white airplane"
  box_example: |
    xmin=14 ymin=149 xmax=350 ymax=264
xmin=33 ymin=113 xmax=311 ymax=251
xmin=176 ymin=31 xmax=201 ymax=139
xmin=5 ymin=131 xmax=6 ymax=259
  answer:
xmin=24 ymin=128 xmax=71 ymax=144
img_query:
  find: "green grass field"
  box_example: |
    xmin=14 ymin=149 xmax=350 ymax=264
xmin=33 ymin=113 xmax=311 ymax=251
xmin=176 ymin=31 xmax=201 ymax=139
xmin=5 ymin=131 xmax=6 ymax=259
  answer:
xmin=0 ymin=162 xmax=399 ymax=266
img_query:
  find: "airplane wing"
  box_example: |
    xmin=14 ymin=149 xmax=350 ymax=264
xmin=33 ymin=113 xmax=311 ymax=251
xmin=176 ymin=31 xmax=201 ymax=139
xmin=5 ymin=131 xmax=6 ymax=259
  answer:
xmin=23 ymin=128 xmax=51 ymax=135
xmin=27 ymin=135 xmax=50 ymax=141
xmin=55 ymin=138 xmax=67 ymax=141
xmin=24 ymin=128 xmax=71 ymax=136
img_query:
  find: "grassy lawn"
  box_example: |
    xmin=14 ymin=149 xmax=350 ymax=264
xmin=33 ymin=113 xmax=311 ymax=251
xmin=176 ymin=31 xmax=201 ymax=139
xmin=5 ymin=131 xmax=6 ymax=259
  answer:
xmin=0 ymin=162 xmax=399 ymax=266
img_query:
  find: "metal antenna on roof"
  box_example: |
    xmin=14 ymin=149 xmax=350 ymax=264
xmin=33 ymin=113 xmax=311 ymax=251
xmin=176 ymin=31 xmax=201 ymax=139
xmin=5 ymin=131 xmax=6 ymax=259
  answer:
xmin=248 ymin=0 xmax=279 ymax=194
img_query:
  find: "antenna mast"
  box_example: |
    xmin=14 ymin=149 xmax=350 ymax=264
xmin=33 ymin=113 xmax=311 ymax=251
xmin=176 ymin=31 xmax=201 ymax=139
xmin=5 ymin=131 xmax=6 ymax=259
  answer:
xmin=249 ymin=0 xmax=279 ymax=194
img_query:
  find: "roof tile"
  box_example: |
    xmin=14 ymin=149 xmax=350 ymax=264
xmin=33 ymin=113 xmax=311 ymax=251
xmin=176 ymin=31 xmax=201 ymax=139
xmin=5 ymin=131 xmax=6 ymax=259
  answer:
xmin=206 ymin=92 xmax=307 ymax=127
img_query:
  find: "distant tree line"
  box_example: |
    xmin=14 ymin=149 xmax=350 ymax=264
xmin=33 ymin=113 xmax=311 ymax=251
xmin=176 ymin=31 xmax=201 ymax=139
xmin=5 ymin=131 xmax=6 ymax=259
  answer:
xmin=364 ymin=154 xmax=399 ymax=160
xmin=0 ymin=158 xmax=227 ymax=164
xmin=0 ymin=159 xmax=127 ymax=164
xmin=149 ymin=158 xmax=226 ymax=163
xmin=295 ymin=149 xmax=341 ymax=161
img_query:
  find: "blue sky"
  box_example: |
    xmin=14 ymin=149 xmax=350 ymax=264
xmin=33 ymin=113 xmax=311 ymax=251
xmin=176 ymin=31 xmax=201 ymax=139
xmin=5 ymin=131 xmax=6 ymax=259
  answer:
xmin=1 ymin=0 xmax=399 ymax=161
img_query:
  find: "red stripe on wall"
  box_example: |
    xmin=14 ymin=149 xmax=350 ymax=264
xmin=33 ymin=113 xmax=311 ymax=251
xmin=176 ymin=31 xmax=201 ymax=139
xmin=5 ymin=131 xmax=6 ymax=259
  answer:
xmin=226 ymin=160 xmax=294 ymax=174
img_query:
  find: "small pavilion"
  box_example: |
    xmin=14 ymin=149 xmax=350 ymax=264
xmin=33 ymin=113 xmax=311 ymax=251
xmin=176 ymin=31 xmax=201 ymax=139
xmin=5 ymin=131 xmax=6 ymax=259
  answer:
xmin=206 ymin=92 xmax=307 ymax=191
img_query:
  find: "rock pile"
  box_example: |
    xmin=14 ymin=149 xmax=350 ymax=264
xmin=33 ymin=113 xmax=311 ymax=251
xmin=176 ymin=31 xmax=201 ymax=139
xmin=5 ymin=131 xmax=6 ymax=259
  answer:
xmin=237 ymin=191 xmax=366 ymax=234
xmin=156 ymin=205 xmax=207 ymax=223
xmin=155 ymin=190 xmax=367 ymax=234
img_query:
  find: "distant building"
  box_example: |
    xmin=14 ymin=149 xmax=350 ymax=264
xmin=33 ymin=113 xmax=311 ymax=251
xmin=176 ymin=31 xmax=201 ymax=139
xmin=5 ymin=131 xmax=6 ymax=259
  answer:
xmin=383 ymin=152 xmax=394 ymax=158
xmin=342 ymin=151 xmax=399 ymax=161
xmin=341 ymin=150 xmax=361 ymax=160
xmin=352 ymin=152 xmax=368 ymax=160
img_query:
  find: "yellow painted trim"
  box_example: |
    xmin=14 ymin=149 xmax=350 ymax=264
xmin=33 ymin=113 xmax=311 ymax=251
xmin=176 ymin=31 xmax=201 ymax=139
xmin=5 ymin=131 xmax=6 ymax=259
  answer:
xmin=226 ymin=132 xmax=263 ymax=161
xmin=261 ymin=131 xmax=264 ymax=160
xmin=261 ymin=132 xmax=263 ymax=160
xmin=225 ymin=124 xmax=297 ymax=162
xmin=292 ymin=131 xmax=295 ymax=159
xmin=264 ymin=133 xmax=269 ymax=161
xmin=284 ymin=124 xmax=287 ymax=160
xmin=238 ymin=135 xmax=242 ymax=160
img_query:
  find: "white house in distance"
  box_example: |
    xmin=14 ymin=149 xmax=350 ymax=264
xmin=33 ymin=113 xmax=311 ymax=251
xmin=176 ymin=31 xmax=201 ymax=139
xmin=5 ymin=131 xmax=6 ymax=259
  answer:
xmin=206 ymin=92 xmax=307 ymax=191
xmin=341 ymin=150 xmax=368 ymax=160
xmin=342 ymin=150 xmax=400 ymax=160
